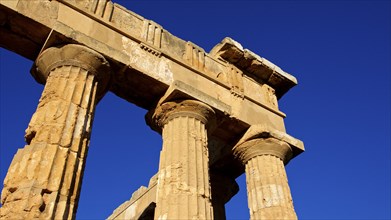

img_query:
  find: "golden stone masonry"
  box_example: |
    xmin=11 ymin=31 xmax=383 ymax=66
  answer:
xmin=0 ymin=0 xmax=304 ymax=219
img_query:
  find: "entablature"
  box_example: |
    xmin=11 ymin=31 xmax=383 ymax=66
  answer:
xmin=210 ymin=37 xmax=298 ymax=99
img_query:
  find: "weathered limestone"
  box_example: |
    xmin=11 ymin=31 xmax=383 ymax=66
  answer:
xmin=147 ymin=100 xmax=215 ymax=220
xmin=0 ymin=44 xmax=111 ymax=219
xmin=1 ymin=0 xmax=305 ymax=219
xmin=108 ymin=174 xmax=158 ymax=220
xmin=233 ymin=137 xmax=297 ymax=220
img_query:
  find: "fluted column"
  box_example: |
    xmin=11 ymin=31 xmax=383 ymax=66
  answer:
xmin=148 ymin=100 xmax=215 ymax=220
xmin=233 ymin=137 xmax=297 ymax=220
xmin=0 ymin=44 xmax=111 ymax=219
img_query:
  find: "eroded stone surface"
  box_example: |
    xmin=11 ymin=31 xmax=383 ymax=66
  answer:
xmin=148 ymin=100 xmax=215 ymax=220
xmin=0 ymin=1 xmax=304 ymax=219
xmin=233 ymin=138 xmax=298 ymax=220
xmin=246 ymin=154 xmax=297 ymax=220
xmin=0 ymin=44 xmax=111 ymax=219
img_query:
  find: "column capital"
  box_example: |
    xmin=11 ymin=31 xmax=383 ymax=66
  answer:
xmin=233 ymin=137 xmax=293 ymax=165
xmin=234 ymin=124 xmax=304 ymax=161
xmin=32 ymin=44 xmax=111 ymax=98
xmin=147 ymin=99 xmax=215 ymax=133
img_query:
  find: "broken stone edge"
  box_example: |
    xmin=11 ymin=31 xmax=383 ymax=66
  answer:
xmin=210 ymin=37 xmax=298 ymax=99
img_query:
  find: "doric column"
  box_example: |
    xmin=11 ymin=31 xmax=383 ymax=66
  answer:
xmin=0 ymin=44 xmax=111 ymax=219
xmin=148 ymin=100 xmax=215 ymax=220
xmin=233 ymin=137 xmax=297 ymax=220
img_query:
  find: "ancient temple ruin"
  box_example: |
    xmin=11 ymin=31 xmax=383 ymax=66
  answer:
xmin=0 ymin=0 xmax=304 ymax=219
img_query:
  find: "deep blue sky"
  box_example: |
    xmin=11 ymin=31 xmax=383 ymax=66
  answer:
xmin=1 ymin=1 xmax=390 ymax=219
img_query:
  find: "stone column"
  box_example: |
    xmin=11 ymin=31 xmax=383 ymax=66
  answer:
xmin=233 ymin=137 xmax=297 ymax=220
xmin=148 ymin=100 xmax=215 ymax=220
xmin=0 ymin=44 xmax=111 ymax=219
